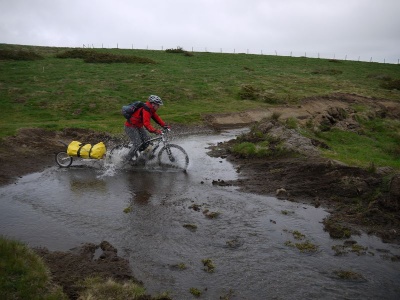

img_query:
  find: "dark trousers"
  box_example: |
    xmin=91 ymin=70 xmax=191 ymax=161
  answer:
xmin=124 ymin=126 xmax=149 ymax=158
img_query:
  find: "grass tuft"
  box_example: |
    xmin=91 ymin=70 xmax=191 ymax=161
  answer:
xmin=0 ymin=49 xmax=43 ymax=60
xmin=239 ymin=84 xmax=260 ymax=100
xmin=165 ymin=46 xmax=193 ymax=56
xmin=78 ymin=277 xmax=147 ymax=300
xmin=56 ymin=49 xmax=156 ymax=64
xmin=311 ymin=68 xmax=343 ymax=75
xmin=333 ymin=270 xmax=365 ymax=280
xmin=380 ymin=78 xmax=400 ymax=90
xmin=0 ymin=236 xmax=67 ymax=299
xmin=201 ymin=258 xmax=215 ymax=273
xmin=189 ymin=287 xmax=202 ymax=297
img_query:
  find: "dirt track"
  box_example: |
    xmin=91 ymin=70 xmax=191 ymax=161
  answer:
xmin=1 ymin=93 xmax=400 ymax=298
xmin=204 ymin=92 xmax=400 ymax=129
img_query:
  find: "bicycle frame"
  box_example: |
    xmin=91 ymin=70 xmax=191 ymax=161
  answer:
xmin=130 ymin=128 xmax=171 ymax=159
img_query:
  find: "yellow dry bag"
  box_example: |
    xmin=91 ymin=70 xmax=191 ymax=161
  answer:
xmin=67 ymin=141 xmax=106 ymax=159
xmin=90 ymin=142 xmax=106 ymax=159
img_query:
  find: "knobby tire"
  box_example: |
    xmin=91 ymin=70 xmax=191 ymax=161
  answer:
xmin=157 ymin=144 xmax=189 ymax=170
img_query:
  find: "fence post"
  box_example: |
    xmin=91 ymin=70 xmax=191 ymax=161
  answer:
xmin=275 ymin=50 xmax=277 ymax=56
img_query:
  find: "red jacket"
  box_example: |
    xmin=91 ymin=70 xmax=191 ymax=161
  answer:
xmin=124 ymin=101 xmax=166 ymax=133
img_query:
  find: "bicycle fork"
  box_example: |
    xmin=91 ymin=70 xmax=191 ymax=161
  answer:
xmin=161 ymin=135 xmax=175 ymax=162
xmin=165 ymin=145 xmax=175 ymax=162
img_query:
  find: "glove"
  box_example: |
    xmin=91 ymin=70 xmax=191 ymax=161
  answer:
xmin=163 ymin=125 xmax=171 ymax=129
xmin=154 ymin=129 xmax=162 ymax=135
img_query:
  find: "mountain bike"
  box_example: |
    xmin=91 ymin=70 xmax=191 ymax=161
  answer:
xmin=109 ymin=128 xmax=189 ymax=170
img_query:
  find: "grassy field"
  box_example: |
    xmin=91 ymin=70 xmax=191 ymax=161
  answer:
xmin=1 ymin=43 xmax=399 ymax=138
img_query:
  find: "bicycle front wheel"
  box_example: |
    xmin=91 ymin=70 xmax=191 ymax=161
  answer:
xmin=55 ymin=151 xmax=73 ymax=168
xmin=158 ymin=144 xmax=189 ymax=170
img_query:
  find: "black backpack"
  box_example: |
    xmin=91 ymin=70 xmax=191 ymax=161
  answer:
xmin=121 ymin=101 xmax=150 ymax=121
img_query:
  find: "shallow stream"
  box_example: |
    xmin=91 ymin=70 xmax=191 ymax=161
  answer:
xmin=1 ymin=129 xmax=399 ymax=299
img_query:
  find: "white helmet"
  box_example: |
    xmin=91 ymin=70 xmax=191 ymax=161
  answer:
xmin=148 ymin=95 xmax=164 ymax=105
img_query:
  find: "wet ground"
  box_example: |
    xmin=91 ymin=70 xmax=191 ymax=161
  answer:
xmin=1 ymin=129 xmax=400 ymax=299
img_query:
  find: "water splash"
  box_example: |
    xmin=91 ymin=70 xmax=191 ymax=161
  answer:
xmin=97 ymin=148 xmax=129 ymax=178
xmin=98 ymin=161 xmax=117 ymax=178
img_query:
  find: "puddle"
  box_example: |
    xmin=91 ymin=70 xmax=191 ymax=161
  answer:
xmin=1 ymin=129 xmax=399 ymax=299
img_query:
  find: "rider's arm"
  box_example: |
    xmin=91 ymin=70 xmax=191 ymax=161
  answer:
xmin=142 ymin=109 xmax=161 ymax=133
xmin=151 ymin=112 xmax=166 ymax=128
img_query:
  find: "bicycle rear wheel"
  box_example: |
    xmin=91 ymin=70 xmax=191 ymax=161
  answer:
xmin=158 ymin=144 xmax=189 ymax=170
xmin=109 ymin=144 xmax=132 ymax=164
xmin=55 ymin=151 xmax=73 ymax=167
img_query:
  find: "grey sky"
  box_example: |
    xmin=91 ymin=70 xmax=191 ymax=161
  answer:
xmin=1 ymin=0 xmax=399 ymax=63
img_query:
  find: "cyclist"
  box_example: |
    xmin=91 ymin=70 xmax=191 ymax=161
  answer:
xmin=124 ymin=95 xmax=169 ymax=161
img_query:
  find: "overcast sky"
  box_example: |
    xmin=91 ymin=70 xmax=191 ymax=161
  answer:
xmin=1 ymin=0 xmax=399 ymax=63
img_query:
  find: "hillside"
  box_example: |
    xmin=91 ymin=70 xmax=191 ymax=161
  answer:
xmin=1 ymin=43 xmax=399 ymax=137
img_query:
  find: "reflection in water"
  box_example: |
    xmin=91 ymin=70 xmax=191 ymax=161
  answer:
xmin=133 ymin=190 xmax=152 ymax=204
xmin=126 ymin=171 xmax=155 ymax=205
xmin=70 ymin=177 xmax=107 ymax=194
xmin=0 ymin=130 xmax=400 ymax=299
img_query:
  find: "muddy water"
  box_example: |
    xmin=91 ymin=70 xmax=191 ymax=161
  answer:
xmin=1 ymin=129 xmax=399 ymax=299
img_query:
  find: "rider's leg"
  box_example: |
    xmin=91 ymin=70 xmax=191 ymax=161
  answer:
xmin=137 ymin=128 xmax=150 ymax=162
xmin=124 ymin=126 xmax=143 ymax=160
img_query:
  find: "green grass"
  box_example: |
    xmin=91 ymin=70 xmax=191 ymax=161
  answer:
xmin=1 ymin=43 xmax=399 ymax=138
xmin=0 ymin=236 xmax=67 ymax=299
xmin=316 ymin=118 xmax=400 ymax=169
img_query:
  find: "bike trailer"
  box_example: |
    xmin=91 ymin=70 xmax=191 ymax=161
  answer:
xmin=67 ymin=141 xmax=106 ymax=159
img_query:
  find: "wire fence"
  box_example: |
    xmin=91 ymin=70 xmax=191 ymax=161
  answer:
xmin=82 ymin=43 xmax=400 ymax=65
